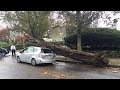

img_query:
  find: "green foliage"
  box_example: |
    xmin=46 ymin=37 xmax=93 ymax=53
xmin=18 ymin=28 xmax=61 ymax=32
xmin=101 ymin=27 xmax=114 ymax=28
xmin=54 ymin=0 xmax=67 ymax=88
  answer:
xmin=4 ymin=11 xmax=50 ymax=40
xmin=0 ymin=41 xmax=24 ymax=50
xmin=64 ymin=28 xmax=120 ymax=50
xmin=10 ymin=39 xmax=17 ymax=45
xmin=15 ymin=43 xmax=24 ymax=50
xmin=107 ymin=51 xmax=120 ymax=58
xmin=0 ymin=41 xmax=11 ymax=48
xmin=60 ymin=11 xmax=119 ymax=51
xmin=60 ymin=11 xmax=104 ymax=51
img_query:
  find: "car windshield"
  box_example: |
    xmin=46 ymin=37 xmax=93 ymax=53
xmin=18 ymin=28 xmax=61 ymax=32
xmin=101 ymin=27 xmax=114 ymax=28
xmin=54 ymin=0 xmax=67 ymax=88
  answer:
xmin=41 ymin=48 xmax=53 ymax=53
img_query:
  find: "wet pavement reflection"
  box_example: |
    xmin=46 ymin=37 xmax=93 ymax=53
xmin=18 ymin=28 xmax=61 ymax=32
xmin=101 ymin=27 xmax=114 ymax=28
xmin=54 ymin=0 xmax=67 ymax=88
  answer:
xmin=0 ymin=53 xmax=120 ymax=79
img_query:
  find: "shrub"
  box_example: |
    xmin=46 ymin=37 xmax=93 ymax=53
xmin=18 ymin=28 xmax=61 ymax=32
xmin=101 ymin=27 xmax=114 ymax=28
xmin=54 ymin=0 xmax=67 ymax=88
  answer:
xmin=64 ymin=28 xmax=120 ymax=51
xmin=0 ymin=41 xmax=11 ymax=48
xmin=15 ymin=43 xmax=24 ymax=50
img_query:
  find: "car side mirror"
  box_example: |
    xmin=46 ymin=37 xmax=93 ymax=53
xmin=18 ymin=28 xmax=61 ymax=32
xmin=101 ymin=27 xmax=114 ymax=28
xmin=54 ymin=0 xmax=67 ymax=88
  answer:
xmin=20 ymin=50 xmax=23 ymax=53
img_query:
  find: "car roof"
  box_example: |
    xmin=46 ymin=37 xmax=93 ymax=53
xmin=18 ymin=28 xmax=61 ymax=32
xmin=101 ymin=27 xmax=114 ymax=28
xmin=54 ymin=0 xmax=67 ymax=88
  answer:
xmin=28 ymin=46 xmax=41 ymax=49
xmin=28 ymin=46 xmax=50 ymax=49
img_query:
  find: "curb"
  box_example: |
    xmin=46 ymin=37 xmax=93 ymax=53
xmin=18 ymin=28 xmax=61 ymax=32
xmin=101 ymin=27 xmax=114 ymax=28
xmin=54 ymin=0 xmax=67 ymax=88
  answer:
xmin=56 ymin=60 xmax=120 ymax=68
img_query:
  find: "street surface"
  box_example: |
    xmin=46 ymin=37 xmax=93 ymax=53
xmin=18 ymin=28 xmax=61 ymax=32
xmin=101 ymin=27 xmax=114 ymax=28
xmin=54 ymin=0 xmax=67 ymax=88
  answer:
xmin=0 ymin=52 xmax=120 ymax=79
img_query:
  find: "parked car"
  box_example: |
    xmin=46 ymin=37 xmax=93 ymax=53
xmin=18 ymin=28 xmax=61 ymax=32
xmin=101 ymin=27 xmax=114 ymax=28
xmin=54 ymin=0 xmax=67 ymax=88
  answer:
xmin=1 ymin=48 xmax=9 ymax=56
xmin=16 ymin=46 xmax=56 ymax=65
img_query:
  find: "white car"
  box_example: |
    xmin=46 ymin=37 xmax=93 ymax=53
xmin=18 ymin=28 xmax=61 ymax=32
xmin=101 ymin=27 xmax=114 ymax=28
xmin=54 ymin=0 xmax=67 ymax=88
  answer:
xmin=16 ymin=46 xmax=56 ymax=65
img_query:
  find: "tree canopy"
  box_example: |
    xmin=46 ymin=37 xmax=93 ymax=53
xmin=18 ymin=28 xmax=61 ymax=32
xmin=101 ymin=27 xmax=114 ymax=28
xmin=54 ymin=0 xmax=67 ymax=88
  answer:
xmin=3 ymin=11 xmax=50 ymax=40
xmin=3 ymin=11 xmax=120 ymax=51
xmin=59 ymin=11 xmax=119 ymax=51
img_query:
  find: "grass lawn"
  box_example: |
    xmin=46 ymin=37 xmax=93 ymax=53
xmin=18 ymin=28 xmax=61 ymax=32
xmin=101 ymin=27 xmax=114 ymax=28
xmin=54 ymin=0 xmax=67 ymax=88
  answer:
xmin=109 ymin=58 xmax=120 ymax=66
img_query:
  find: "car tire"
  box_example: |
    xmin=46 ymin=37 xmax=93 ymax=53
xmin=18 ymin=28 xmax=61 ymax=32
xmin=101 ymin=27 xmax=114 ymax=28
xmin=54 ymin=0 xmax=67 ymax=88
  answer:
xmin=31 ymin=59 xmax=36 ymax=66
xmin=17 ymin=56 xmax=21 ymax=63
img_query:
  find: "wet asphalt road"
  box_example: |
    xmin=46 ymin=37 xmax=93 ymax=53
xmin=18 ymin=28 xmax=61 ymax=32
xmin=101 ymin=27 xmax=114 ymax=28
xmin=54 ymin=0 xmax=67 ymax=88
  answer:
xmin=1 ymin=53 xmax=120 ymax=79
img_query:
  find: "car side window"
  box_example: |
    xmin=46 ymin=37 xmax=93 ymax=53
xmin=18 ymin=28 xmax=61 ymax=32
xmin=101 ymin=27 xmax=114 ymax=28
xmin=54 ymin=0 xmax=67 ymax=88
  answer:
xmin=27 ymin=47 xmax=34 ymax=53
xmin=22 ymin=48 xmax=28 ymax=53
xmin=33 ymin=48 xmax=38 ymax=52
xmin=23 ymin=50 xmax=27 ymax=53
xmin=41 ymin=48 xmax=53 ymax=53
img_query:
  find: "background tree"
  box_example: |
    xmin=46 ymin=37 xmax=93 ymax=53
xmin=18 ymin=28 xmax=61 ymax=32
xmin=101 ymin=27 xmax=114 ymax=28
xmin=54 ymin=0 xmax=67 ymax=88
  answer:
xmin=59 ymin=11 xmax=120 ymax=51
xmin=4 ymin=11 xmax=50 ymax=41
xmin=64 ymin=28 xmax=120 ymax=51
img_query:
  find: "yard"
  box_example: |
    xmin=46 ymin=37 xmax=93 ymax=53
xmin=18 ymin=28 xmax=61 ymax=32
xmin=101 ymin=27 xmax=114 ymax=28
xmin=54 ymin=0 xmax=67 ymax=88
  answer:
xmin=109 ymin=58 xmax=120 ymax=66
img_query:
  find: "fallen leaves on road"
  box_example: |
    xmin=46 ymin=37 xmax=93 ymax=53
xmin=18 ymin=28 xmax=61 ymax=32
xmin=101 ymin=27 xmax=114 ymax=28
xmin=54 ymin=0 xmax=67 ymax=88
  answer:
xmin=40 ymin=69 xmax=76 ymax=79
xmin=105 ymin=67 xmax=120 ymax=73
xmin=43 ymin=72 xmax=48 ymax=75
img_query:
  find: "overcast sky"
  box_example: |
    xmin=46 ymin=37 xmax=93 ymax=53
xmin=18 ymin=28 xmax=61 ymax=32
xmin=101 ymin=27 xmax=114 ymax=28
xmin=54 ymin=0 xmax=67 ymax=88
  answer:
xmin=97 ymin=13 xmax=120 ymax=30
xmin=1 ymin=11 xmax=120 ymax=30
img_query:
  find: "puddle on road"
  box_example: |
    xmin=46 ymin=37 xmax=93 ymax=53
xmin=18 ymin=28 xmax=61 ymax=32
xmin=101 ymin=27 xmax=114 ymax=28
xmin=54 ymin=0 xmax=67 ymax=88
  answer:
xmin=54 ymin=62 xmax=91 ymax=72
xmin=55 ymin=62 xmax=67 ymax=66
xmin=54 ymin=62 xmax=75 ymax=71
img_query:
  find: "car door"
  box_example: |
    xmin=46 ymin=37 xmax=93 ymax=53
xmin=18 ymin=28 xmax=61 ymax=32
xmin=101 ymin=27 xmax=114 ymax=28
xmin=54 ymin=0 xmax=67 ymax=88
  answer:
xmin=25 ymin=47 xmax=34 ymax=63
xmin=19 ymin=48 xmax=28 ymax=62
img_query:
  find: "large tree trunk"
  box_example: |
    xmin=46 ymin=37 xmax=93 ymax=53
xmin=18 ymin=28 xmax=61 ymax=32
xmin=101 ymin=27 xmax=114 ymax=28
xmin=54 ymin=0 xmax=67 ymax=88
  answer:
xmin=76 ymin=11 xmax=82 ymax=51
xmin=25 ymin=35 xmax=109 ymax=67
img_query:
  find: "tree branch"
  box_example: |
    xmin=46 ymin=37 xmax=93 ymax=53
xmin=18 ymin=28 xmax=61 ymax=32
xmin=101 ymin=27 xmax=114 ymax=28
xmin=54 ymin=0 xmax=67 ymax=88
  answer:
xmin=15 ymin=11 xmax=29 ymax=23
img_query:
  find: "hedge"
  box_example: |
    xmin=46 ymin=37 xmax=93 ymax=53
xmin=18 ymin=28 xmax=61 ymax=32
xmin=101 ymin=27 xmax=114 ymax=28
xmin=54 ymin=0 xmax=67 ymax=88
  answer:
xmin=64 ymin=28 xmax=120 ymax=50
xmin=0 ymin=41 xmax=24 ymax=50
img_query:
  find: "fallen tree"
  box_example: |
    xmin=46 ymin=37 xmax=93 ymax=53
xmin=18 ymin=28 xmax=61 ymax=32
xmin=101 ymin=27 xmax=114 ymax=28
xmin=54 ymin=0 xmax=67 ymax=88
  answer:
xmin=25 ymin=35 xmax=109 ymax=67
xmin=4 ymin=11 xmax=113 ymax=67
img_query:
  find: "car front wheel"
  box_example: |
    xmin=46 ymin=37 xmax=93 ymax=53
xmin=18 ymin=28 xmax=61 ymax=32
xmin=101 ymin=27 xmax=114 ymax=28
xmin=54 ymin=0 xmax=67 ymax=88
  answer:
xmin=17 ymin=56 xmax=21 ymax=63
xmin=31 ymin=59 xmax=36 ymax=66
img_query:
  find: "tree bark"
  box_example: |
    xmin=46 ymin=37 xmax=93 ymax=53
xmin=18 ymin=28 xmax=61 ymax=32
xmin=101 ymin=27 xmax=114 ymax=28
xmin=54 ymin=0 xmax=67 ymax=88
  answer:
xmin=25 ymin=35 xmax=109 ymax=67
xmin=76 ymin=11 xmax=82 ymax=51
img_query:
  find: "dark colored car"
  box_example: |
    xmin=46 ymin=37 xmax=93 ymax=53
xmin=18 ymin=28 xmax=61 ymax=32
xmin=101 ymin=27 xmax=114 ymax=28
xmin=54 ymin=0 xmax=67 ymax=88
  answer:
xmin=1 ymin=48 xmax=9 ymax=56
